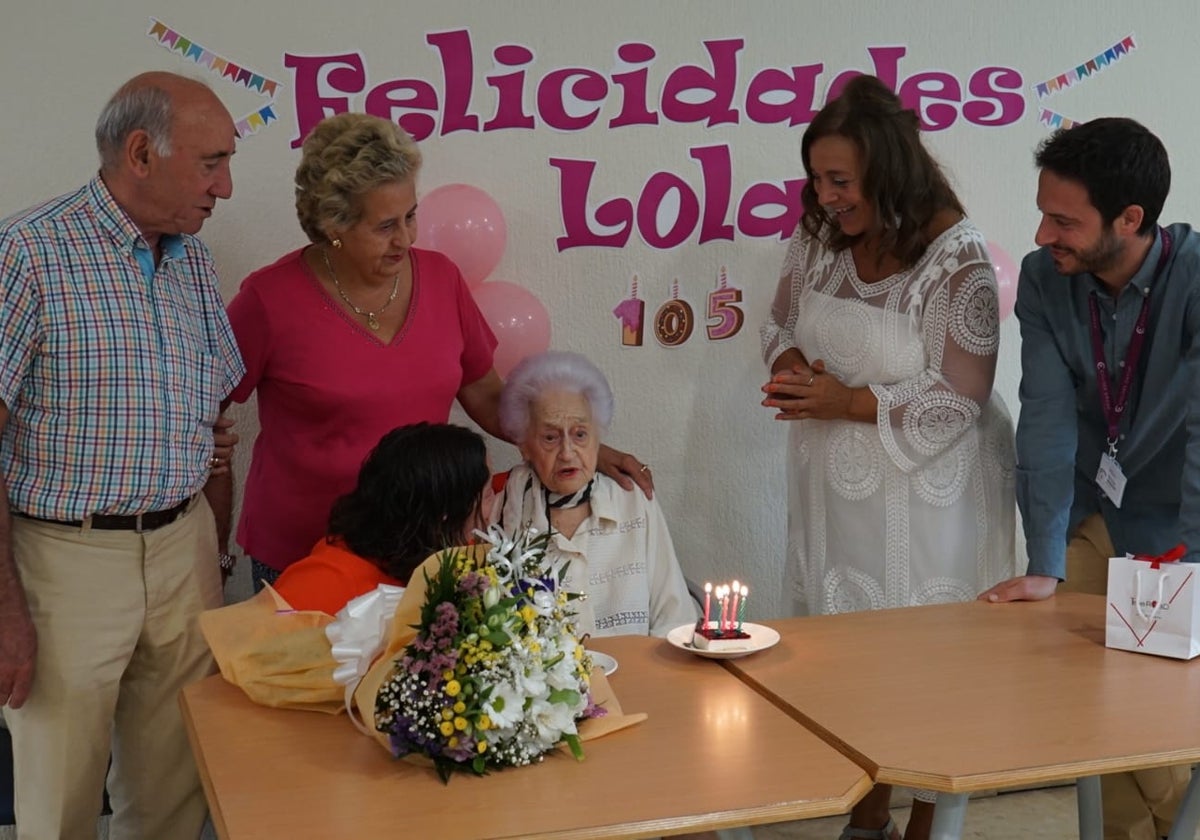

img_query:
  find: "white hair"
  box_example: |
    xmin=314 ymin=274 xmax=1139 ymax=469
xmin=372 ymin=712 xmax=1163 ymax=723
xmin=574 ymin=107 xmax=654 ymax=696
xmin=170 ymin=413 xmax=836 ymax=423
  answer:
xmin=500 ymin=351 xmax=615 ymax=441
xmin=95 ymin=84 xmax=174 ymax=170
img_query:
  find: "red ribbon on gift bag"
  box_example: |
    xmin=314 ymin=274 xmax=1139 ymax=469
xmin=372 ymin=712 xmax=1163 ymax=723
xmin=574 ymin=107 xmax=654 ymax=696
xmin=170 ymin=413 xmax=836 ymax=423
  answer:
xmin=1134 ymin=544 xmax=1187 ymax=570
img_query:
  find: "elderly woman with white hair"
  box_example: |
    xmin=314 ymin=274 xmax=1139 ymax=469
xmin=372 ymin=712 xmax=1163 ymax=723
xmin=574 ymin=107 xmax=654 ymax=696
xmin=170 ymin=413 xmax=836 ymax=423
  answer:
xmin=495 ymin=351 xmax=697 ymax=638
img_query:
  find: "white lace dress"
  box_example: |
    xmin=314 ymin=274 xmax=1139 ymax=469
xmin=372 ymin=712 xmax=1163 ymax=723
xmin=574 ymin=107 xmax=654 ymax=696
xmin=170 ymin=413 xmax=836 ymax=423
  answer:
xmin=762 ymin=220 xmax=1016 ymax=616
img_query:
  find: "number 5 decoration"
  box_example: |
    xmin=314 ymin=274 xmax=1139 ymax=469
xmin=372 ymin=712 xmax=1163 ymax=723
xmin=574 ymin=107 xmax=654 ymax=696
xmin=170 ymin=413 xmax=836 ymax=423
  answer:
xmin=706 ymin=265 xmax=744 ymax=340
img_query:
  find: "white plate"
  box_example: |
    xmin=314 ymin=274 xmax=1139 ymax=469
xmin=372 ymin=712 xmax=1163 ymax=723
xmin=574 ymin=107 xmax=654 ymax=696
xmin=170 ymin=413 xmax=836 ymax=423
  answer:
xmin=587 ymin=650 xmax=618 ymax=676
xmin=666 ymin=622 xmax=781 ymax=660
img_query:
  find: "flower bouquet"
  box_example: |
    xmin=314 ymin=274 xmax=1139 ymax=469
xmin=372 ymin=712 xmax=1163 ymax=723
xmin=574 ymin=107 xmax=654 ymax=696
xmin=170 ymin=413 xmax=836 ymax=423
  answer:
xmin=373 ymin=526 xmax=604 ymax=782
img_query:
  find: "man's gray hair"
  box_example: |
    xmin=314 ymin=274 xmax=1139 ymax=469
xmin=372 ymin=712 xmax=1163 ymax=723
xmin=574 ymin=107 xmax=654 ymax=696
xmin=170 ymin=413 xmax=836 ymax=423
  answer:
xmin=500 ymin=351 xmax=615 ymax=441
xmin=95 ymin=84 xmax=174 ymax=170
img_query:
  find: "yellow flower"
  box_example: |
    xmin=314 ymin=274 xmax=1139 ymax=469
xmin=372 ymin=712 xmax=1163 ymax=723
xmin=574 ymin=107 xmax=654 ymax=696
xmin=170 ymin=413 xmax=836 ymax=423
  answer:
xmin=479 ymin=640 xmax=493 ymax=651
xmin=442 ymin=670 xmax=454 ymax=682
xmin=439 ymin=721 xmax=454 ymax=737
xmin=442 ymin=708 xmax=454 ymax=721
xmin=448 ymin=736 xmax=459 ymax=748
xmin=520 ymin=605 xmax=536 ymax=625
xmin=477 ymin=715 xmax=492 ymax=730
xmin=477 ymin=741 xmax=488 ymax=753
xmin=453 ymin=701 xmax=466 ymax=714
xmin=574 ymin=644 xmax=584 ymax=661
xmin=445 ymin=680 xmax=462 ymax=698
xmin=454 ymin=716 xmax=468 ymax=731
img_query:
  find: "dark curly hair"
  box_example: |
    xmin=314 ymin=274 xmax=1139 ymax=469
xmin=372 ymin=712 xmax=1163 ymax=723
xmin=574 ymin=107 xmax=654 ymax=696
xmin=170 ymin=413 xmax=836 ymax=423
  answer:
xmin=327 ymin=423 xmax=489 ymax=583
xmin=800 ymin=74 xmax=964 ymax=267
xmin=1035 ymin=117 xmax=1169 ymax=236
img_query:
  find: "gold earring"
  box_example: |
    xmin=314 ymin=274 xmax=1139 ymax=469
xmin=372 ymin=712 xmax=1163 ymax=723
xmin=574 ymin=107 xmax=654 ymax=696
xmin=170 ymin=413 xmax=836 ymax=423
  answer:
xmin=331 ymin=237 xmax=342 ymax=249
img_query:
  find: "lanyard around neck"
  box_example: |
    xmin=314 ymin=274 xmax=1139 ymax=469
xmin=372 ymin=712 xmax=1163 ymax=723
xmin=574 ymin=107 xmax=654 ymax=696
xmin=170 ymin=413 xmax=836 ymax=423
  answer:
xmin=1087 ymin=227 xmax=1172 ymax=452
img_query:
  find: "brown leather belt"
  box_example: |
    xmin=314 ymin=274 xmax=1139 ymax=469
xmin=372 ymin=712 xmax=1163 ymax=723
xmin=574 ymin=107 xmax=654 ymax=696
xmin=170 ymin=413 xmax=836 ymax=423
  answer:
xmin=15 ymin=496 xmax=193 ymax=533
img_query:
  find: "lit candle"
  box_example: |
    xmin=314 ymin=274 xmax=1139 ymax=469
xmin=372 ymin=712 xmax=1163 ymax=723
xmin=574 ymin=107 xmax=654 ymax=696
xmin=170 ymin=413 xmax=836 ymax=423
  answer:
xmin=703 ymin=582 xmax=712 ymax=630
xmin=737 ymin=585 xmax=749 ymax=632
xmin=724 ymin=580 xmax=734 ymax=633
xmin=718 ymin=586 xmax=729 ymax=633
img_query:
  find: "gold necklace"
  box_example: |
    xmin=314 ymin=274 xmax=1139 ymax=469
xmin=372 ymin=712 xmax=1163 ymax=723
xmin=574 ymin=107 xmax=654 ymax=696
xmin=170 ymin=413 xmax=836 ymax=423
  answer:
xmin=321 ymin=248 xmax=400 ymax=331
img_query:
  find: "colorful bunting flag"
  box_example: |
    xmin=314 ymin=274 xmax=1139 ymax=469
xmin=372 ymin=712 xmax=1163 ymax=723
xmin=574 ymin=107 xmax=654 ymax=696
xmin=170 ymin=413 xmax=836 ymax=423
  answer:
xmin=145 ymin=17 xmax=283 ymax=100
xmin=1033 ymin=34 xmax=1137 ymax=100
xmin=1038 ymin=108 xmax=1077 ymax=131
xmin=233 ymin=103 xmax=282 ymax=139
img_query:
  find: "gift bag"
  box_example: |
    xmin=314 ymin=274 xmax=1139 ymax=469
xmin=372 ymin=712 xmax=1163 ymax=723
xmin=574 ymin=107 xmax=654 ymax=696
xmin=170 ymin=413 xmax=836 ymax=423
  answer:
xmin=1105 ymin=545 xmax=1200 ymax=659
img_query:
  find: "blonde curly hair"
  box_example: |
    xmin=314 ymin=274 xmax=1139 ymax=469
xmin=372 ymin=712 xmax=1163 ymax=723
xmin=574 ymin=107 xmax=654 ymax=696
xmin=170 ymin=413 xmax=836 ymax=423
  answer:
xmin=294 ymin=113 xmax=422 ymax=243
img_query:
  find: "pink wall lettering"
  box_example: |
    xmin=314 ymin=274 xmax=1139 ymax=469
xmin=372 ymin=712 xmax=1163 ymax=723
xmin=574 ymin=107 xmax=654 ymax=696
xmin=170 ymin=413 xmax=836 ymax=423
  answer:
xmin=552 ymin=146 xmax=804 ymax=251
xmin=284 ymin=30 xmax=1026 ymax=248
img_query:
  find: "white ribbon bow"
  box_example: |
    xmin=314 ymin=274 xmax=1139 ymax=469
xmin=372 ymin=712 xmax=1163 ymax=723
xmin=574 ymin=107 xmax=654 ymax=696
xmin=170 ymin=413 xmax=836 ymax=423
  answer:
xmin=325 ymin=583 xmax=406 ymax=733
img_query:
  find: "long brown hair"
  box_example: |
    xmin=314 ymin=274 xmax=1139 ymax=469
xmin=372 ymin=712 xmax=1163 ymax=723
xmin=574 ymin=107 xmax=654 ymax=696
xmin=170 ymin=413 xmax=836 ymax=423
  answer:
xmin=800 ymin=75 xmax=964 ymax=267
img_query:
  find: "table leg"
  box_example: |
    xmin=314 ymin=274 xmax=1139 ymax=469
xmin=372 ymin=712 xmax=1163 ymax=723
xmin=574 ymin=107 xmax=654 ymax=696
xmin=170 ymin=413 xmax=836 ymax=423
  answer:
xmin=1168 ymin=766 xmax=1200 ymax=840
xmin=929 ymin=792 xmax=967 ymax=840
xmin=1076 ymin=775 xmax=1102 ymax=840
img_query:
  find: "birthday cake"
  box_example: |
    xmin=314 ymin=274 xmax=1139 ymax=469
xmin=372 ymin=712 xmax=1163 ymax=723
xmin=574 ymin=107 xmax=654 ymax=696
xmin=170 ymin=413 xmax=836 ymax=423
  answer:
xmin=692 ymin=624 xmax=752 ymax=652
xmin=693 ymin=581 xmax=751 ymax=651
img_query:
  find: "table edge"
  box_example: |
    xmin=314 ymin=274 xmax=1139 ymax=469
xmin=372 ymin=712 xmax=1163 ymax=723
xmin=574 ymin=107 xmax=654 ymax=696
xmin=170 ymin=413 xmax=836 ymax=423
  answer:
xmin=179 ymin=685 xmax=231 ymax=840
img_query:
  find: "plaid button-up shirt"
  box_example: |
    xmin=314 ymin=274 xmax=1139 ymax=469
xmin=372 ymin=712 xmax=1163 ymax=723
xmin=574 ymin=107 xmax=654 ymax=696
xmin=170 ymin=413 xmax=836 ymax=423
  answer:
xmin=0 ymin=176 xmax=245 ymax=519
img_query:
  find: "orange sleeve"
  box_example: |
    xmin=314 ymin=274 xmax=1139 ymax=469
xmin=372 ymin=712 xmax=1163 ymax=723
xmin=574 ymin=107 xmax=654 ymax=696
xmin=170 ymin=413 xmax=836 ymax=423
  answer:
xmin=274 ymin=559 xmax=360 ymax=616
xmin=274 ymin=544 xmax=401 ymax=615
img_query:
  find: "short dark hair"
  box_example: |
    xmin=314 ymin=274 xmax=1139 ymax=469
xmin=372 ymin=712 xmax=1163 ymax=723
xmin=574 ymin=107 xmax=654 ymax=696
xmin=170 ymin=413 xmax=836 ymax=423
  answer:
xmin=327 ymin=423 xmax=489 ymax=582
xmin=1035 ymin=117 xmax=1169 ymax=235
xmin=800 ymin=74 xmax=964 ymax=266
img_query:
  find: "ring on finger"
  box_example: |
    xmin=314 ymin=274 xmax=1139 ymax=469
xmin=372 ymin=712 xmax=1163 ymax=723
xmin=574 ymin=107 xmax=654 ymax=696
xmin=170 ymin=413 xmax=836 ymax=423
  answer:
xmin=806 ymin=374 xmax=816 ymax=386
xmin=639 ymin=464 xmax=650 ymax=473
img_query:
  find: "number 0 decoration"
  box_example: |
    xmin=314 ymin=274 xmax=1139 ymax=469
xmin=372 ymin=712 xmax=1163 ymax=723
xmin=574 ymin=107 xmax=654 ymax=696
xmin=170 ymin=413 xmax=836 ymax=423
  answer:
xmin=613 ymin=267 xmax=743 ymax=348
xmin=654 ymin=280 xmax=694 ymax=347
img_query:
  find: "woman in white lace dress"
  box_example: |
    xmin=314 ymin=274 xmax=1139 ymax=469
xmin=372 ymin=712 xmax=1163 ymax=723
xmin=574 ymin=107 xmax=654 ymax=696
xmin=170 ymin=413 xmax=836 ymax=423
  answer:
xmin=760 ymin=76 xmax=1015 ymax=840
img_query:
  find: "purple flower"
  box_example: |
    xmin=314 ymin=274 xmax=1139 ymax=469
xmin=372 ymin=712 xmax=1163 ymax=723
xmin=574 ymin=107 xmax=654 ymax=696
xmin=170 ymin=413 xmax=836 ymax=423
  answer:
xmin=457 ymin=572 xmax=490 ymax=598
xmin=582 ymin=694 xmax=609 ymax=720
xmin=431 ymin=602 xmax=459 ymax=644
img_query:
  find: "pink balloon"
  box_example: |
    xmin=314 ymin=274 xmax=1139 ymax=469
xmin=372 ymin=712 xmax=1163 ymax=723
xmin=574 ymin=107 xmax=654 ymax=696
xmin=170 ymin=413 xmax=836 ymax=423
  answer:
xmin=472 ymin=280 xmax=552 ymax=378
xmin=419 ymin=184 xmax=507 ymax=288
xmin=987 ymin=240 xmax=1018 ymax=321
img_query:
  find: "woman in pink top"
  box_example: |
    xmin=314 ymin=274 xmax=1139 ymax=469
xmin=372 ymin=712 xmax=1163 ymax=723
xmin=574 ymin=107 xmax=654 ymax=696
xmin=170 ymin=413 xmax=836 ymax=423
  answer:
xmin=217 ymin=114 xmax=650 ymax=589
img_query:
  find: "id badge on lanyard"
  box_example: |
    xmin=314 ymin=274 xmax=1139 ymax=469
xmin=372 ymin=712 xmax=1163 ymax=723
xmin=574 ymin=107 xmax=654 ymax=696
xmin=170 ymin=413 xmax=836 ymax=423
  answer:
xmin=1090 ymin=227 xmax=1172 ymax=507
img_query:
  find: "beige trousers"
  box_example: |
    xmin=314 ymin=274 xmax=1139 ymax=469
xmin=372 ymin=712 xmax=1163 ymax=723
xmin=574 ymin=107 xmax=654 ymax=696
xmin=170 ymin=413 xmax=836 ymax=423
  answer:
xmin=5 ymin=496 xmax=222 ymax=840
xmin=1063 ymin=513 xmax=1192 ymax=840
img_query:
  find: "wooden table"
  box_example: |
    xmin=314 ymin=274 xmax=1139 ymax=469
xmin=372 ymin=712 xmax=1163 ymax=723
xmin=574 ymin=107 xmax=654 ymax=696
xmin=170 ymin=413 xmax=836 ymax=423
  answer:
xmin=721 ymin=592 xmax=1200 ymax=839
xmin=181 ymin=634 xmax=870 ymax=839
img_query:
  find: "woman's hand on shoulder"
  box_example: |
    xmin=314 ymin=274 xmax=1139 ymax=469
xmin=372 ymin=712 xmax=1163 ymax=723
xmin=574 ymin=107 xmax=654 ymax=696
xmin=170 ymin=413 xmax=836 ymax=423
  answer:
xmin=597 ymin=444 xmax=653 ymax=499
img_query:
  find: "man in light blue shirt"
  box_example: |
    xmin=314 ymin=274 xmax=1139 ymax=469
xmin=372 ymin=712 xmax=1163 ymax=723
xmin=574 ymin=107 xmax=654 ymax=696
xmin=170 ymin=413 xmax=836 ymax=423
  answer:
xmin=981 ymin=117 xmax=1199 ymax=840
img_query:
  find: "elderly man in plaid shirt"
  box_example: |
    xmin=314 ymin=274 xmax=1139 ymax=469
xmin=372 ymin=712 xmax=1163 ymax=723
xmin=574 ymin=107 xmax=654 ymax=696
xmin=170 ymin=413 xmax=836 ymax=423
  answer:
xmin=0 ymin=71 xmax=245 ymax=839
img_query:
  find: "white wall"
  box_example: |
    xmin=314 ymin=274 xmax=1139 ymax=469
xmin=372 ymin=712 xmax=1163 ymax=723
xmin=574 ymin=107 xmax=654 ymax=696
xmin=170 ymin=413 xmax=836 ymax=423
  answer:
xmin=3 ymin=1 xmax=1197 ymax=616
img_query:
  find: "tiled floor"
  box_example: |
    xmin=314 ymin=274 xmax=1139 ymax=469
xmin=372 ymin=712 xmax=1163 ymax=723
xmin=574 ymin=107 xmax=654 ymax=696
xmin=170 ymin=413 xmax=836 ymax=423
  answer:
xmin=756 ymin=786 xmax=1076 ymax=839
